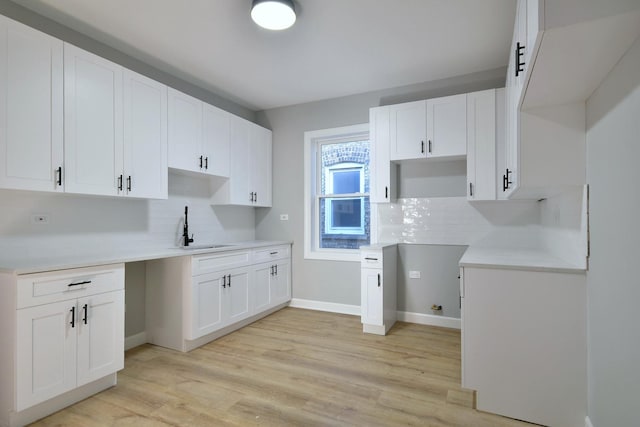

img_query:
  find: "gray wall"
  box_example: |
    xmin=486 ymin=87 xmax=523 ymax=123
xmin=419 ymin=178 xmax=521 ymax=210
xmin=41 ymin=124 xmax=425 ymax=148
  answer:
xmin=255 ymin=68 xmax=505 ymax=308
xmin=397 ymin=244 xmax=467 ymax=318
xmin=586 ymin=36 xmax=640 ymax=426
xmin=0 ymin=0 xmax=254 ymax=120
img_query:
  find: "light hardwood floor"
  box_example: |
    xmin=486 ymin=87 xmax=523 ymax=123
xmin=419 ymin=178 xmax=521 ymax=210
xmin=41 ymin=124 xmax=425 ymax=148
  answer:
xmin=31 ymin=308 xmax=535 ymax=426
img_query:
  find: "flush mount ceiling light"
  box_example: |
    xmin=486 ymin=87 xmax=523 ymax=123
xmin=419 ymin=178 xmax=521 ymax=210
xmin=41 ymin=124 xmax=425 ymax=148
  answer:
xmin=251 ymin=0 xmax=296 ymax=31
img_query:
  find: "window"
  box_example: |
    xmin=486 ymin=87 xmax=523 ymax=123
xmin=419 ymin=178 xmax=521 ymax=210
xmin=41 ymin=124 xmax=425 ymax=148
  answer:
xmin=304 ymin=124 xmax=370 ymax=261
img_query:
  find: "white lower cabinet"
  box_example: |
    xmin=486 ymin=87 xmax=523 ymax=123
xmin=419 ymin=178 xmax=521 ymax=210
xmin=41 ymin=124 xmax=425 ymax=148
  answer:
xmin=146 ymin=245 xmax=291 ymax=352
xmin=460 ymin=266 xmax=586 ymax=427
xmin=0 ymin=264 xmax=125 ymax=425
xmin=360 ymin=244 xmax=397 ymax=335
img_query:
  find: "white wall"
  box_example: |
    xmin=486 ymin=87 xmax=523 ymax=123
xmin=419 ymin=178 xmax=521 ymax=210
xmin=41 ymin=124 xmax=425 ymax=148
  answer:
xmin=585 ymin=35 xmax=640 ymax=427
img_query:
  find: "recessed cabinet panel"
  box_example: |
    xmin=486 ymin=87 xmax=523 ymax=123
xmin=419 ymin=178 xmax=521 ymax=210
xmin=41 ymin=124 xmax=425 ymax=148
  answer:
xmin=202 ymin=103 xmax=230 ymax=177
xmin=362 ymin=270 xmax=383 ymax=325
xmin=64 ymin=43 xmax=123 ymax=196
xmin=369 ymin=106 xmax=397 ymax=203
xmin=467 ymin=89 xmax=497 ymax=201
xmin=427 ymin=94 xmax=467 ymax=158
xmin=123 ymin=70 xmax=168 ymax=199
xmin=167 ymin=88 xmax=202 ymax=173
xmin=76 ymin=290 xmax=124 ymax=386
xmin=226 ymin=268 xmax=251 ymax=325
xmin=389 ymin=100 xmax=427 ymax=161
xmin=16 ymin=300 xmax=77 ymax=411
xmin=189 ymin=273 xmax=224 ymax=339
xmin=0 ymin=16 xmax=63 ymax=192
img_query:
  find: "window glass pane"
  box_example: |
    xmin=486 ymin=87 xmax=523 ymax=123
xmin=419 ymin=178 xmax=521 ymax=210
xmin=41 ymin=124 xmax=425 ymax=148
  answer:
xmin=332 ymin=170 xmax=360 ymax=194
xmin=331 ymin=198 xmax=361 ymax=227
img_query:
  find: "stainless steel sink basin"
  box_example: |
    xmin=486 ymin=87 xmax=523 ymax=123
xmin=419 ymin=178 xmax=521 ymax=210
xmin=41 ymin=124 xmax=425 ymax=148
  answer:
xmin=180 ymin=244 xmax=234 ymax=250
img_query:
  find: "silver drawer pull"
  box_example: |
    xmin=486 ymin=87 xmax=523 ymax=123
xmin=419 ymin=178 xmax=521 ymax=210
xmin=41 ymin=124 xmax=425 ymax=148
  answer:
xmin=68 ymin=280 xmax=91 ymax=287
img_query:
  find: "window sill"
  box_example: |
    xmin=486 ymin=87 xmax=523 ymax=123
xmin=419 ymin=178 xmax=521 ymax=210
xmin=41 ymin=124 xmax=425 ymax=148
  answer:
xmin=304 ymin=248 xmax=361 ymax=262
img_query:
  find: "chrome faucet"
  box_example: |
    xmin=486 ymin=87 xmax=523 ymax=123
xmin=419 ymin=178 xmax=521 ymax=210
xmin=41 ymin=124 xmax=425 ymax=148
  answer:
xmin=183 ymin=206 xmax=194 ymax=247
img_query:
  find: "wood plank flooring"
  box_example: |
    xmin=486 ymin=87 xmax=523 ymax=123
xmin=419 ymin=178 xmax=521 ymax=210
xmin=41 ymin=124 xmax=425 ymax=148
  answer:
xmin=31 ymin=308 xmax=534 ymax=426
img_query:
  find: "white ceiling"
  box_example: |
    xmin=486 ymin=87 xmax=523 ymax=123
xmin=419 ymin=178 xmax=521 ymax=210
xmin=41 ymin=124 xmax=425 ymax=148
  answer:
xmin=14 ymin=0 xmax=517 ymax=111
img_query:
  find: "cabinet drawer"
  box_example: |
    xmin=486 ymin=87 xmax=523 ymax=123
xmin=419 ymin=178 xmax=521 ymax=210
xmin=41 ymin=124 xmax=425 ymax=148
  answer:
xmin=192 ymin=250 xmax=251 ymax=276
xmin=253 ymin=245 xmax=290 ymax=263
xmin=360 ymin=250 xmax=383 ymax=268
xmin=17 ymin=264 xmax=125 ymax=309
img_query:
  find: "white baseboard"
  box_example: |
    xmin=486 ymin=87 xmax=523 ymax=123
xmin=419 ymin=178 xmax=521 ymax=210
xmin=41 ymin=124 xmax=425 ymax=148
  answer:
xmin=585 ymin=416 xmax=594 ymax=427
xmin=289 ymin=298 xmax=360 ymax=316
xmin=124 ymin=331 xmax=147 ymax=351
xmin=289 ymin=299 xmax=461 ymax=330
xmin=396 ymin=311 xmax=461 ymax=330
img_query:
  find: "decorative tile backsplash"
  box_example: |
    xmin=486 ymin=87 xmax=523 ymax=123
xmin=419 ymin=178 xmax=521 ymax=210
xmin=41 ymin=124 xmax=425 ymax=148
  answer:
xmin=376 ymin=196 xmax=541 ymax=247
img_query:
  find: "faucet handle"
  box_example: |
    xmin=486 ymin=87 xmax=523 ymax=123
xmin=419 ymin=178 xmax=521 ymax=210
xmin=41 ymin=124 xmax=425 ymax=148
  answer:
xmin=189 ymin=234 xmax=194 ymax=243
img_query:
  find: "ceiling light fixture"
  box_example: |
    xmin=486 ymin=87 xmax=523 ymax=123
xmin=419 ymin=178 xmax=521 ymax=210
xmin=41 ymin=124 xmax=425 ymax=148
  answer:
xmin=251 ymin=0 xmax=296 ymax=31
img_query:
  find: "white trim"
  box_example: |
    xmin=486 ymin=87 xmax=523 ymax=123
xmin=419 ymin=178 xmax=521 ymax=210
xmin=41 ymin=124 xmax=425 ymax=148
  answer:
xmin=585 ymin=416 xmax=594 ymax=427
xmin=397 ymin=311 xmax=461 ymax=330
xmin=304 ymin=123 xmax=369 ymax=262
xmin=289 ymin=298 xmax=361 ymax=316
xmin=124 ymin=331 xmax=147 ymax=351
xmin=289 ymin=300 xmax=462 ymax=330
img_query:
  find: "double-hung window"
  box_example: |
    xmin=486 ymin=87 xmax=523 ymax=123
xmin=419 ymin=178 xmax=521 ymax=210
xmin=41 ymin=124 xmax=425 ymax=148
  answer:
xmin=304 ymin=124 xmax=370 ymax=261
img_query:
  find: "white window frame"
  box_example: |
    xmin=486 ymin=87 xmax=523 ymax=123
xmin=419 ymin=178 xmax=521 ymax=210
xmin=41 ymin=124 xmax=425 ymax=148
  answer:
xmin=304 ymin=124 xmax=369 ymax=262
xmin=324 ymin=163 xmax=365 ymax=235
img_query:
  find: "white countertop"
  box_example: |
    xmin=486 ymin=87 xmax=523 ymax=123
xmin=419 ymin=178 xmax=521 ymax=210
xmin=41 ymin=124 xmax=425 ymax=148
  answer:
xmin=459 ymin=246 xmax=586 ymax=274
xmin=0 ymin=240 xmax=292 ymax=275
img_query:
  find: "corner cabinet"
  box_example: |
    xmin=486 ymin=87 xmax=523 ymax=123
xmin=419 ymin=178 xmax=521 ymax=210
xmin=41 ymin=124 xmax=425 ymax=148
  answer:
xmin=466 ymin=88 xmax=504 ymax=201
xmin=0 ymin=264 xmax=125 ymax=426
xmin=360 ymin=245 xmax=397 ymax=335
xmin=145 ymin=244 xmax=290 ymax=352
xmin=211 ymin=116 xmax=272 ymax=207
xmin=0 ymin=16 xmax=64 ymax=193
xmin=460 ymin=266 xmax=586 ymax=427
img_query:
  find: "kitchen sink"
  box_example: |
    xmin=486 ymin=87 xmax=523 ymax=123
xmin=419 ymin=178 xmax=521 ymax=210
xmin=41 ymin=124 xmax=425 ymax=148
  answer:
xmin=180 ymin=244 xmax=234 ymax=250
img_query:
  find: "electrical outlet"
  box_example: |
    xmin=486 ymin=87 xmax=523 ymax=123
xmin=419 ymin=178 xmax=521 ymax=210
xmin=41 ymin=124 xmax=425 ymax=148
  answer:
xmin=409 ymin=270 xmax=421 ymax=279
xmin=31 ymin=214 xmax=50 ymax=224
xmin=280 ymin=214 xmax=289 ymax=221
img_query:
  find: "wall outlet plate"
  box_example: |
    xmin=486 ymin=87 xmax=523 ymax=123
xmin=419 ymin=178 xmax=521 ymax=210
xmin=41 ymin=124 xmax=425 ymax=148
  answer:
xmin=280 ymin=214 xmax=289 ymax=221
xmin=31 ymin=214 xmax=50 ymax=224
xmin=409 ymin=270 xmax=421 ymax=279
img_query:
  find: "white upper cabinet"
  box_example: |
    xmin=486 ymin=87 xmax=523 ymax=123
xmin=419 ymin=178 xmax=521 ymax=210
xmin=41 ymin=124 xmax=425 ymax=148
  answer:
xmin=249 ymin=122 xmax=272 ymax=207
xmin=389 ymin=100 xmax=427 ymax=161
xmin=388 ymin=94 xmax=467 ymax=161
xmin=167 ymin=88 xmax=203 ymax=173
xmin=369 ymin=106 xmax=397 ymax=203
xmin=211 ymin=116 xmax=272 ymax=207
xmin=167 ymin=88 xmax=231 ymax=177
xmin=426 ymin=93 xmax=467 ymax=159
xmin=466 ymin=89 xmax=498 ymax=201
xmin=123 ymin=69 xmax=168 ymax=199
xmin=202 ymin=103 xmax=230 ymax=177
xmin=0 ymin=16 xmax=63 ymax=192
xmin=64 ymin=43 xmax=123 ymax=196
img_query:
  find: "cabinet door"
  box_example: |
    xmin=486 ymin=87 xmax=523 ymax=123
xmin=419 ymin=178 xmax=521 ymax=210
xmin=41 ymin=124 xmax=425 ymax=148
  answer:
xmin=389 ymin=100 xmax=427 ymax=160
xmin=466 ymin=90 xmax=496 ymax=201
xmin=64 ymin=43 xmax=123 ymax=196
xmin=271 ymin=259 xmax=291 ymax=305
xmin=225 ymin=267 xmax=251 ymax=325
xmin=228 ymin=116 xmax=251 ymax=205
xmin=253 ymin=263 xmax=272 ymax=312
xmin=76 ymin=290 xmax=124 ymax=386
xmin=188 ymin=273 xmax=224 ymax=339
xmin=0 ymin=17 xmax=63 ymax=193
xmin=16 ymin=300 xmax=77 ymax=411
xmin=123 ymin=69 xmax=168 ymax=199
xmin=249 ymin=123 xmax=272 ymax=207
xmin=202 ymin=103 xmax=230 ymax=177
xmin=426 ymin=94 xmax=467 ymax=158
xmin=167 ymin=88 xmax=203 ymax=173
xmin=370 ymin=106 xmax=396 ymax=203
xmin=360 ymin=269 xmax=383 ymax=325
